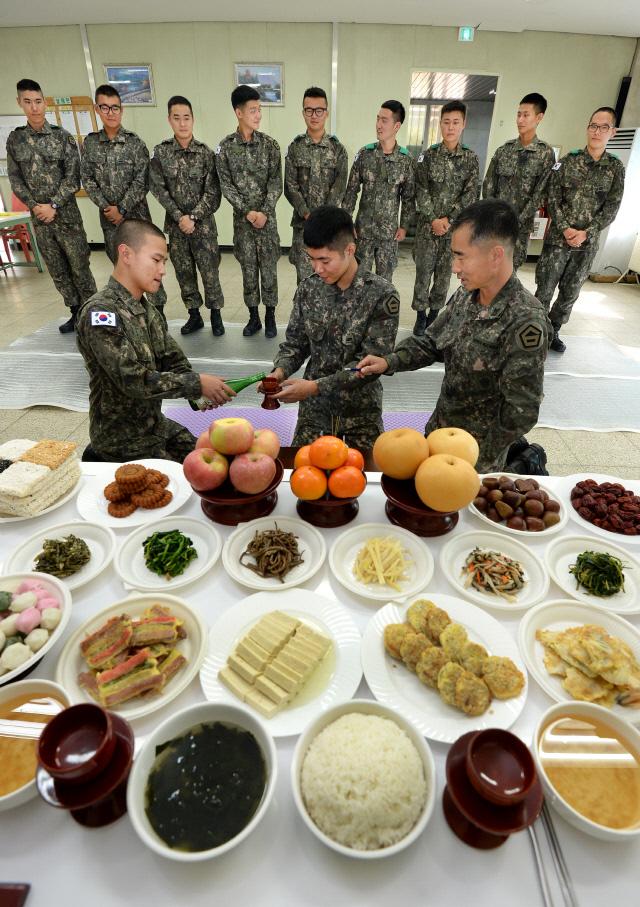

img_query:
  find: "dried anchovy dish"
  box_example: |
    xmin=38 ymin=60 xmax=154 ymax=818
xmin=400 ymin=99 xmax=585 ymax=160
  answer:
xmin=240 ymin=524 xmax=304 ymax=582
xmin=463 ymin=547 xmax=526 ymax=602
xmin=34 ymin=533 xmax=91 ymax=578
xmin=569 ymin=550 xmax=626 ymax=597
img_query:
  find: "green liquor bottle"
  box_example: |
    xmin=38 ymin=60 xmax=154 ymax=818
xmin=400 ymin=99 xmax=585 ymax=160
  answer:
xmin=188 ymin=371 xmax=268 ymax=410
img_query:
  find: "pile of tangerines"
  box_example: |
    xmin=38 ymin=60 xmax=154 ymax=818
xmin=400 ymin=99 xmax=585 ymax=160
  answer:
xmin=290 ymin=436 xmax=366 ymax=501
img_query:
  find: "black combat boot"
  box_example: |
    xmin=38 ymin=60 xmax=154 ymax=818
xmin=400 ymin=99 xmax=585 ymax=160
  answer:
xmin=413 ymin=310 xmax=427 ymax=336
xmin=210 ymin=309 xmax=225 ymax=336
xmin=425 ymin=308 xmax=439 ymax=327
xmin=265 ymin=308 xmax=277 ymax=339
xmin=243 ymin=308 xmax=262 ymax=337
xmin=549 ymin=325 xmax=566 ymax=353
xmin=181 ymin=308 xmax=204 ymax=335
xmin=59 ymin=306 xmax=79 ymax=334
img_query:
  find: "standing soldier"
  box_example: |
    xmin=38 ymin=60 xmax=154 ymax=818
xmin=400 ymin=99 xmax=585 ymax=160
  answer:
xmin=150 ymin=95 xmax=225 ymax=336
xmin=412 ymin=101 xmax=479 ymax=335
xmin=483 ymin=93 xmax=555 ymax=272
xmin=216 ymin=85 xmax=283 ymax=338
xmin=342 ymin=100 xmax=415 ymax=282
xmin=268 ymin=206 xmax=399 ymax=448
xmin=535 ymin=106 xmax=625 ymax=352
xmin=284 ymin=86 xmax=348 ymax=284
xmin=7 ymin=78 xmax=97 ymax=333
xmin=81 ymin=84 xmax=166 ymax=314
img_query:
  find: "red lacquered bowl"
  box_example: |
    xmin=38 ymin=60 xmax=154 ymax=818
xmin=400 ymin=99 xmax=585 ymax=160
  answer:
xmin=192 ymin=459 xmax=284 ymax=526
xmin=38 ymin=703 xmax=115 ymax=785
xmin=296 ymin=492 xmax=361 ymax=529
xmin=381 ymin=475 xmax=459 ymax=537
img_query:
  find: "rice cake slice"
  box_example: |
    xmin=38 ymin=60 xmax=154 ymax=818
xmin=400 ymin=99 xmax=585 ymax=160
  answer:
xmin=236 ymin=637 xmax=271 ymax=670
xmin=277 ymin=646 xmax=314 ymax=675
xmin=263 ymin=611 xmax=299 ymax=633
xmin=228 ymin=652 xmax=261 ymax=684
xmin=245 ymin=688 xmax=281 ymax=718
xmin=296 ymin=625 xmax=331 ymax=652
xmin=0 ymin=439 xmax=36 ymax=461
xmin=255 ymin=674 xmax=290 ymax=705
xmin=264 ymin=660 xmax=303 ymax=693
xmin=219 ymin=666 xmax=253 ymax=702
xmin=18 ymin=439 xmax=77 ymax=469
xmin=249 ymin=622 xmax=289 ymax=652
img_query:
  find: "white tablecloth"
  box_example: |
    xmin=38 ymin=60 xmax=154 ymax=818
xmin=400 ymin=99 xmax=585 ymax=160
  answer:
xmin=1 ymin=466 xmax=638 ymax=907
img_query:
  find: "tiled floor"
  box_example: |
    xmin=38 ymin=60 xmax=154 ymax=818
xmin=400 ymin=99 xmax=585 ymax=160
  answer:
xmin=0 ymin=246 xmax=639 ymax=478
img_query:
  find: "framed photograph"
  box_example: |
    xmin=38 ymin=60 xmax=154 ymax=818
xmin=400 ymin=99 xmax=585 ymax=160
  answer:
xmin=234 ymin=63 xmax=284 ymax=106
xmin=103 ymin=65 xmax=155 ymax=106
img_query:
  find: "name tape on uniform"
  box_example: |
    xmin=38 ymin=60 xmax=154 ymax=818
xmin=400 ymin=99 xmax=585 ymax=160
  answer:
xmin=91 ymin=311 xmax=117 ymax=327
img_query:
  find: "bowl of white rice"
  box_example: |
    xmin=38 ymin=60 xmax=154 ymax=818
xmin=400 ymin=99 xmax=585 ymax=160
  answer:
xmin=291 ymin=699 xmax=436 ymax=859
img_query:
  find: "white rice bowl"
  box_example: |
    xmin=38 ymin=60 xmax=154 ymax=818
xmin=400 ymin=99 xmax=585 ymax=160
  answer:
xmin=300 ymin=712 xmax=427 ymax=852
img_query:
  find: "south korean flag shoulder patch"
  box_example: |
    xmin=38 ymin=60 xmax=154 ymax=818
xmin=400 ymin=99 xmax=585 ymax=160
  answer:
xmin=516 ymin=322 xmax=544 ymax=352
xmin=552 ymin=161 xmax=562 ymax=170
xmin=417 ymin=152 xmax=424 ymax=163
xmin=90 ymin=310 xmax=118 ymax=327
xmin=215 ymin=145 xmax=221 ymax=155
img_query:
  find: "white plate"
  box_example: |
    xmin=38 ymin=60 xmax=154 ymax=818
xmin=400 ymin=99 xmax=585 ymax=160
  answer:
xmin=114 ymin=517 xmax=222 ymax=592
xmin=0 ymin=476 xmax=82 ymax=524
xmin=440 ymin=530 xmax=549 ymax=612
xmin=518 ymin=599 xmax=640 ymax=722
xmin=361 ymin=593 xmax=528 ymax=744
xmin=0 ymin=573 xmax=72 ymax=687
xmin=55 ymin=593 xmax=207 ymax=721
xmin=75 ymin=459 xmax=191 ymax=529
xmin=222 ymin=516 xmax=326 ymax=591
xmin=558 ymin=473 xmax=640 ymax=547
xmin=3 ymin=521 xmax=116 ymax=591
xmin=328 ymin=522 xmax=434 ymax=602
xmin=199 ymin=588 xmax=362 ymax=737
xmin=468 ymin=472 xmax=567 ymax=538
xmin=545 ymin=535 xmax=640 ymax=614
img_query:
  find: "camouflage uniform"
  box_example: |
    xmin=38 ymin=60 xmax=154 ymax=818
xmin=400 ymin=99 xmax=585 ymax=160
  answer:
xmin=483 ymin=136 xmax=556 ymax=271
xmin=413 ymin=142 xmax=479 ymax=311
xmin=385 ymin=274 xmax=550 ymax=471
xmin=150 ymin=137 xmax=224 ymax=311
xmin=273 ymin=265 xmax=399 ymax=448
xmin=284 ymin=132 xmax=348 ymax=283
xmin=535 ymin=148 xmax=625 ymax=326
xmin=81 ymin=126 xmax=166 ymax=309
xmin=342 ymin=142 xmax=415 ymax=281
xmin=76 ymin=276 xmax=200 ymax=461
xmin=7 ymin=122 xmax=96 ymax=308
xmin=215 ymin=130 xmax=282 ymax=308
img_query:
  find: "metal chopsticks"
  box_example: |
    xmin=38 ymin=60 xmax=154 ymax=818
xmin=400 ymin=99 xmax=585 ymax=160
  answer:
xmin=540 ymin=803 xmax=579 ymax=907
xmin=528 ymin=824 xmax=555 ymax=907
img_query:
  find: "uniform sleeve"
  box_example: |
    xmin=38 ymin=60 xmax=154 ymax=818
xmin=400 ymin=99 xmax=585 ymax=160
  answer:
xmin=215 ymin=145 xmax=250 ymax=217
xmin=519 ymin=146 xmax=555 ymax=227
xmin=385 ymin=305 xmax=448 ymax=373
xmin=192 ymin=148 xmax=222 ymax=219
xmin=399 ymin=156 xmax=416 ymax=232
xmin=50 ymin=133 xmax=81 ymax=209
xmin=342 ymin=152 xmax=363 ymax=216
xmin=284 ymin=143 xmax=310 ymax=219
xmin=119 ymin=139 xmax=150 ymax=215
xmin=588 ymin=160 xmax=625 ymax=238
xmin=149 ymin=150 xmax=182 ymax=223
xmin=6 ymin=135 xmax=37 ymax=209
xmin=482 ymin=149 xmax=499 ymax=199
xmin=326 ymin=142 xmax=349 ymax=207
xmin=546 ymin=158 xmax=572 ymax=234
xmin=80 ymin=138 xmax=110 ymax=209
xmin=272 ymin=290 xmax=311 ymax=378
xmin=449 ymin=154 xmax=480 ymax=220
xmin=263 ymin=141 xmax=283 ymax=218
xmin=79 ymin=306 xmax=202 ymax=400
xmin=485 ymin=316 xmax=549 ymax=452
xmin=415 ymin=156 xmax=435 ymax=221
xmin=315 ymin=290 xmax=400 ymax=398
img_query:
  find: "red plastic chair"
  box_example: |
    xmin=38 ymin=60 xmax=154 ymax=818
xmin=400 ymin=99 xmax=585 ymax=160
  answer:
xmin=0 ymin=193 xmax=33 ymax=263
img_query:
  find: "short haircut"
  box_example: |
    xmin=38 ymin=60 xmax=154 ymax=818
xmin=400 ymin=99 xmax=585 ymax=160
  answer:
xmin=303 ymin=205 xmax=356 ymax=251
xmin=232 ymin=85 xmax=260 ymax=109
xmin=95 ymin=83 xmax=121 ymax=103
xmin=17 ymin=78 xmax=42 ymax=96
xmin=520 ymin=93 xmax=547 ymax=115
xmin=114 ymin=219 xmax=166 ymax=261
xmin=590 ymin=106 xmax=617 ymax=126
xmin=441 ymin=100 xmax=467 ymax=118
xmin=381 ymin=99 xmax=405 ymax=125
xmin=452 ymin=199 xmax=519 ymax=251
xmin=168 ymin=95 xmax=192 ymax=115
xmin=303 ymin=86 xmax=327 ymax=103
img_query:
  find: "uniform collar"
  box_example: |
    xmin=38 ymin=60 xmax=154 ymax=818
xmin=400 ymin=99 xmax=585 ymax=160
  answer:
xmin=583 ymin=147 xmax=610 ymax=166
xmin=471 ymin=273 xmax=521 ymax=319
xmin=378 ymin=141 xmax=400 ymax=158
xmin=98 ymin=127 xmax=127 ymax=143
xmin=107 ymin=276 xmax=147 ymax=314
xmin=234 ymin=129 xmax=259 ymax=145
xmin=304 ymin=131 xmax=330 ymax=147
xmin=336 ymin=262 xmax=368 ymax=299
xmin=26 ymin=120 xmax=52 ymax=136
xmin=171 ymin=135 xmax=199 ymax=152
xmin=439 ymin=141 xmax=463 ymax=156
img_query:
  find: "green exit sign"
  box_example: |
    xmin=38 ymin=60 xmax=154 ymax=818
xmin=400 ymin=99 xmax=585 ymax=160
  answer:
xmin=458 ymin=26 xmax=475 ymax=42
xmin=54 ymin=96 xmax=72 ymax=105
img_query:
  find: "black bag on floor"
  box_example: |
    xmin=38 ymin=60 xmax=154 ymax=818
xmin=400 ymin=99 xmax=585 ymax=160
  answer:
xmin=505 ymin=438 xmax=549 ymax=476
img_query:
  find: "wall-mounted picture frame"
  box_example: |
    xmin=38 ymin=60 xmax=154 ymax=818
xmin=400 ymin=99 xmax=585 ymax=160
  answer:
xmin=103 ymin=65 xmax=155 ymax=106
xmin=234 ymin=63 xmax=284 ymax=106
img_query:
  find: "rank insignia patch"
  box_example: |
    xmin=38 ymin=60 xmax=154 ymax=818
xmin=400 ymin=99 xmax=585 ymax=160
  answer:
xmin=383 ymin=298 xmax=400 ymax=316
xmin=516 ymin=323 xmax=544 ymax=351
